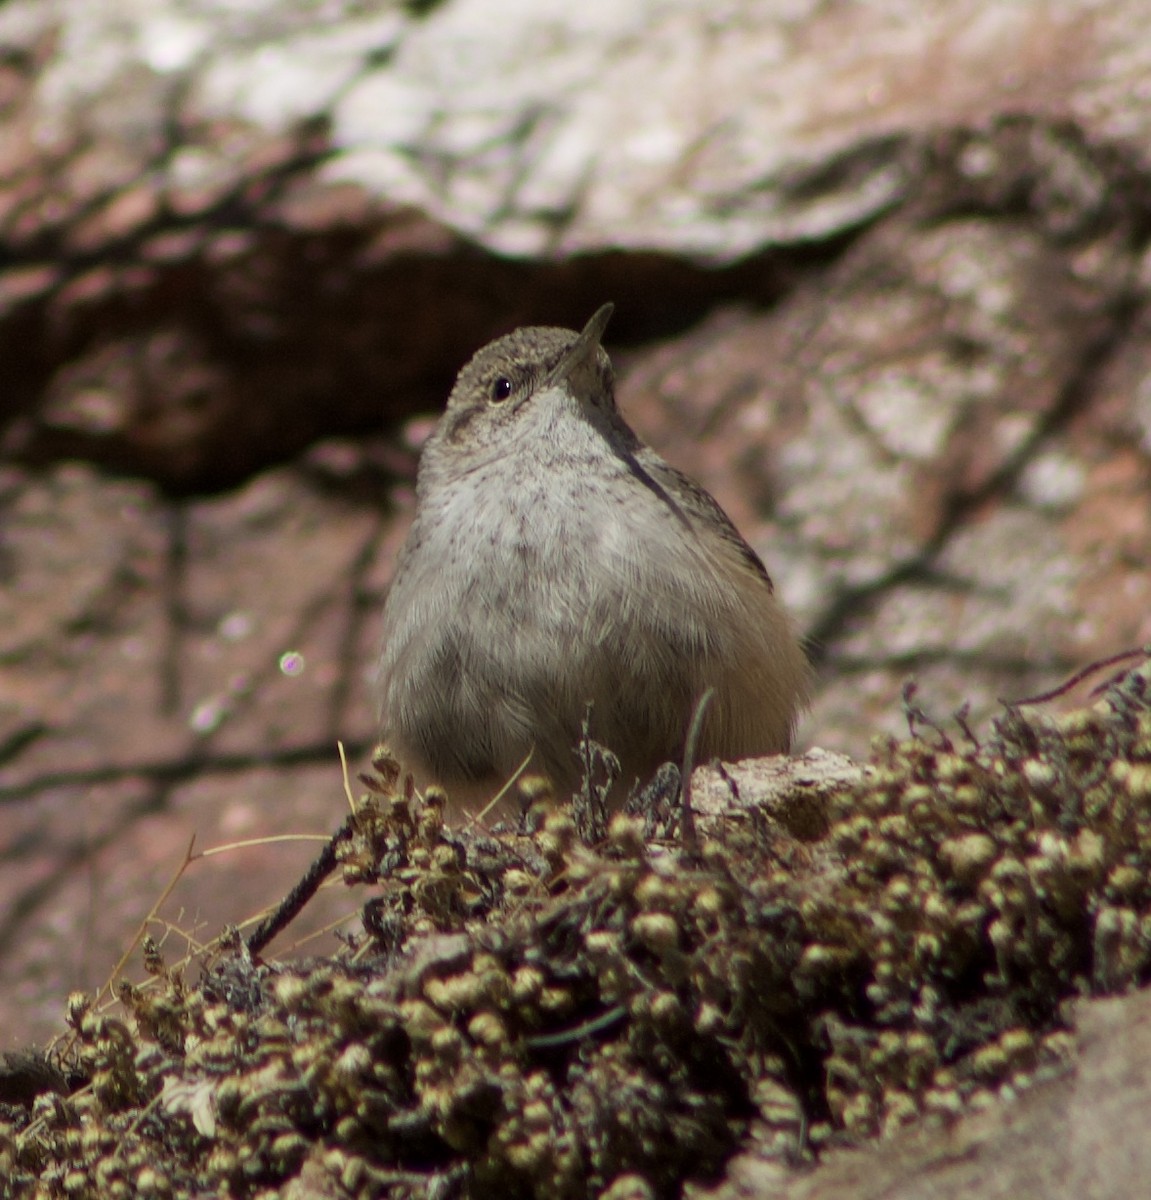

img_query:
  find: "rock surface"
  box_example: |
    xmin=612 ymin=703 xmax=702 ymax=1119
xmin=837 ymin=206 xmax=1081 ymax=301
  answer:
xmin=712 ymin=989 xmax=1151 ymax=1200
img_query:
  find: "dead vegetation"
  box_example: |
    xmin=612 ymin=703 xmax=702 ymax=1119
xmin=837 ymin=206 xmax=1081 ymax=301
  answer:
xmin=2 ymin=654 xmax=1150 ymax=1199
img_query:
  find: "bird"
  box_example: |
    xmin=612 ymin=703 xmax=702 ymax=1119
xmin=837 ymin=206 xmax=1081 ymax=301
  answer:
xmin=376 ymin=303 xmax=810 ymax=812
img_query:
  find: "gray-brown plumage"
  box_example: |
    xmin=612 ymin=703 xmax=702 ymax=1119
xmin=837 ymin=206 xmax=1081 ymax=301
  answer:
xmin=377 ymin=304 xmax=810 ymax=808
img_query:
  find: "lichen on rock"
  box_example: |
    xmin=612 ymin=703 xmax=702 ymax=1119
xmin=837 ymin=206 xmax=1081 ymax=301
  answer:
xmin=3 ymin=655 xmax=1150 ymax=1198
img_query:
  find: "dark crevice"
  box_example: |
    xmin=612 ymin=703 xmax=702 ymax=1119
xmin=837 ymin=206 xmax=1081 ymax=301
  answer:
xmin=0 ymin=737 xmax=374 ymax=805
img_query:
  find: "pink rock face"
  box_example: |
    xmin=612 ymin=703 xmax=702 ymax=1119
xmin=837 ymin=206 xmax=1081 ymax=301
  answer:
xmin=1 ymin=0 xmax=1150 ymax=1061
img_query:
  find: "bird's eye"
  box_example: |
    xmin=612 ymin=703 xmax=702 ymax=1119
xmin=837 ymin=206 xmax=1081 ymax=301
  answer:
xmin=490 ymin=376 xmax=514 ymax=403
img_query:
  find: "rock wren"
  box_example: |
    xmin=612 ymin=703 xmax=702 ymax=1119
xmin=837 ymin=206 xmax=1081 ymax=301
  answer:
xmin=377 ymin=304 xmax=810 ymax=808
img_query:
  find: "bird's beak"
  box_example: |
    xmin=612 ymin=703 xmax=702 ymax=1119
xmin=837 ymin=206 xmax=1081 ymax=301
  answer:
xmin=545 ymin=302 xmax=614 ymax=388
